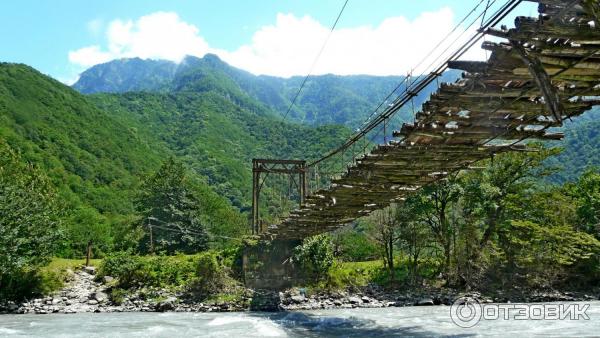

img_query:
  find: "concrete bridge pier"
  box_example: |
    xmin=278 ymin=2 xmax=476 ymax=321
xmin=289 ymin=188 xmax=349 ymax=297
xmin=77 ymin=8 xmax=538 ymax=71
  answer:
xmin=243 ymin=239 xmax=307 ymax=311
xmin=242 ymin=239 xmax=304 ymax=290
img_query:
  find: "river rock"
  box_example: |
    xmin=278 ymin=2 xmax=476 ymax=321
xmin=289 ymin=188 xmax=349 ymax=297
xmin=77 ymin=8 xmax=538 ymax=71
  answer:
xmin=290 ymin=295 xmax=305 ymax=303
xmin=88 ymin=300 xmax=98 ymax=305
xmin=93 ymin=292 xmax=108 ymax=303
xmin=157 ymin=297 xmax=177 ymax=312
xmin=361 ymin=296 xmax=371 ymax=303
xmin=416 ymin=298 xmax=435 ymax=306
xmin=84 ymin=266 xmax=96 ymax=275
xmin=348 ymin=296 xmax=362 ymax=304
xmin=103 ymin=276 xmax=115 ymax=283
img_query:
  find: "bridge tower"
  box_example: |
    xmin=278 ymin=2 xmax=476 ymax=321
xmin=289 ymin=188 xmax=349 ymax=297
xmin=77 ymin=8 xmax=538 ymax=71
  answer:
xmin=251 ymin=159 xmax=307 ymax=234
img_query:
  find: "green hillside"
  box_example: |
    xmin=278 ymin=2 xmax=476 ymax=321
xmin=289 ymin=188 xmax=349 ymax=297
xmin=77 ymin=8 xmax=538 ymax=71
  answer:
xmin=0 ymin=62 xmax=351 ymax=255
xmin=73 ymin=55 xmax=460 ymax=129
xmin=0 ymin=63 xmax=248 ymax=254
xmin=547 ymin=107 xmax=600 ymax=183
xmin=90 ymin=91 xmax=351 ymax=209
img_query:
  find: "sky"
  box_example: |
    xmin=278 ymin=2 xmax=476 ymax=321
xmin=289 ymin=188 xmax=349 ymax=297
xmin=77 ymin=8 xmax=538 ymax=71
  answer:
xmin=0 ymin=0 xmax=538 ymax=84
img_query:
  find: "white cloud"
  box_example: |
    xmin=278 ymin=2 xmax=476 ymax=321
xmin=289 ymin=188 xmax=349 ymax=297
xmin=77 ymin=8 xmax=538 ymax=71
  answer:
xmin=221 ymin=9 xmax=486 ymax=77
xmin=68 ymin=45 xmax=113 ymax=67
xmin=68 ymin=9 xmax=486 ymax=76
xmin=69 ymin=12 xmax=212 ymax=68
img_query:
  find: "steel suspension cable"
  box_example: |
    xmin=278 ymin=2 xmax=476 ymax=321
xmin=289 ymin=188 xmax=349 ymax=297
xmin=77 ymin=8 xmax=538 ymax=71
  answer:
xmin=281 ymin=0 xmax=349 ymax=122
xmin=309 ymin=0 xmax=522 ymax=167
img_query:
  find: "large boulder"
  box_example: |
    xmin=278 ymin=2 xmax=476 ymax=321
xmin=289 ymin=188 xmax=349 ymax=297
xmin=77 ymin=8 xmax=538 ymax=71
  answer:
xmin=290 ymin=295 xmax=305 ymax=304
xmin=415 ymin=298 xmax=435 ymax=306
xmin=156 ymin=297 xmax=177 ymax=312
xmin=83 ymin=266 xmax=96 ymax=275
xmin=93 ymin=292 xmax=108 ymax=303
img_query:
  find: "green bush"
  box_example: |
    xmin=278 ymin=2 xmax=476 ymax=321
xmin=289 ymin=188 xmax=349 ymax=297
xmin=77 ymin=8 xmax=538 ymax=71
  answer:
xmin=189 ymin=251 xmax=234 ymax=298
xmin=98 ymin=251 xmax=141 ymax=288
xmin=99 ymin=252 xmax=196 ymax=289
xmin=292 ymin=234 xmax=334 ymax=282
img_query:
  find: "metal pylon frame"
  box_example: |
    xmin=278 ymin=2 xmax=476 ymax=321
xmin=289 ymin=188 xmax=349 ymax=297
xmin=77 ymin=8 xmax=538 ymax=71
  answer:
xmin=252 ymin=159 xmax=307 ymax=235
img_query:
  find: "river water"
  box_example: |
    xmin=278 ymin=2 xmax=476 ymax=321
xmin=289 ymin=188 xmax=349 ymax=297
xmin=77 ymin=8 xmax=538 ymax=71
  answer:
xmin=0 ymin=302 xmax=598 ymax=337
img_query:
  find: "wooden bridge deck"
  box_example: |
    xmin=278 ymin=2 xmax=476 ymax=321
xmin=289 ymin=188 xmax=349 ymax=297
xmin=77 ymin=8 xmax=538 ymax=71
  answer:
xmin=265 ymin=0 xmax=600 ymax=240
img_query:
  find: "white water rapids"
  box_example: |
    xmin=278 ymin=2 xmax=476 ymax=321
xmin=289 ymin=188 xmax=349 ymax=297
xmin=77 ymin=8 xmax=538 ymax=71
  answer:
xmin=0 ymin=301 xmax=598 ymax=337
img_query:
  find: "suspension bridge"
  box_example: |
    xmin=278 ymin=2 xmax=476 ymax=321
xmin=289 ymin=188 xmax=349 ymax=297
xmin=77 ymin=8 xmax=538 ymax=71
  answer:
xmin=251 ymin=0 xmax=600 ymax=241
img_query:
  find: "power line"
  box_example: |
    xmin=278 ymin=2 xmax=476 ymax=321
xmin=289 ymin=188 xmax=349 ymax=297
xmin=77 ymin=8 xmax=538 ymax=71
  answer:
xmin=146 ymin=217 xmax=243 ymax=242
xmin=351 ymin=0 xmax=494 ymax=136
xmin=281 ymin=0 xmax=349 ymax=122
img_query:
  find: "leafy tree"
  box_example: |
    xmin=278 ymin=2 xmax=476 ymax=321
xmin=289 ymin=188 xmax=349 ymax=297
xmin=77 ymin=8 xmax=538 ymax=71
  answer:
xmin=368 ymin=206 xmax=403 ymax=280
xmin=497 ymin=220 xmax=600 ymax=288
xmin=63 ymin=207 xmax=112 ymax=258
xmin=136 ymin=158 xmax=208 ymax=254
xmin=292 ymin=234 xmax=334 ymax=282
xmin=463 ymin=145 xmax=560 ymax=250
xmin=395 ymin=197 xmax=432 ymax=286
xmin=331 ymin=224 xmax=379 ymax=262
xmin=0 ymin=140 xmax=62 ymax=299
xmin=565 ymin=168 xmax=600 ymax=237
xmin=413 ymin=176 xmax=462 ymax=280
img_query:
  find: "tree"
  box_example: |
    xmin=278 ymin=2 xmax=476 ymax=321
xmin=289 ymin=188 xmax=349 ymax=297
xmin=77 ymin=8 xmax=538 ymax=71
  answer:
xmin=497 ymin=220 xmax=600 ymax=288
xmin=414 ymin=176 xmax=462 ymax=281
xmin=0 ymin=141 xmax=62 ymax=299
xmin=395 ymin=197 xmax=432 ymax=286
xmin=136 ymin=158 xmax=208 ymax=254
xmin=60 ymin=206 xmax=112 ymax=258
xmin=463 ymin=145 xmax=560 ymax=250
xmin=566 ymin=168 xmax=600 ymax=238
xmin=369 ymin=207 xmax=401 ymax=280
xmin=292 ymin=234 xmax=334 ymax=282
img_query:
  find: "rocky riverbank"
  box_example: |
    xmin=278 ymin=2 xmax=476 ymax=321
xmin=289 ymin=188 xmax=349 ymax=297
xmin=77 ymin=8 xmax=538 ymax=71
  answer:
xmin=1 ymin=266 xmax=598 ymax=314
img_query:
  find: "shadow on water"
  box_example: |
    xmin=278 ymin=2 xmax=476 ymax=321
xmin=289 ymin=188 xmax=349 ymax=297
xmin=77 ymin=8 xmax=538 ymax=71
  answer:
xmin=250 ymin=311 xmax=475 ymax=338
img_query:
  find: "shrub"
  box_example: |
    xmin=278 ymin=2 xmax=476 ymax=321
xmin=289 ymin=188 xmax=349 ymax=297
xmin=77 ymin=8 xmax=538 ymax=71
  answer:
xmin=188 ymin=251 xmax=237 ymax=299
xmin=98 ymin=251 xmax=142 ymax=288
xmin=99 ymin=252 xmax=197 ymax=289
xmin=292 ymin=234 xmax=334 ymax=282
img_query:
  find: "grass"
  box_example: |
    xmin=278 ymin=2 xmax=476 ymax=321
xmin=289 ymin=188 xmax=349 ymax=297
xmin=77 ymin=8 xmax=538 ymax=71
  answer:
xmin=328 ymin=260 xmax=384 ymax=287
xmin=323 ymin=258 xmax=435 ymax=290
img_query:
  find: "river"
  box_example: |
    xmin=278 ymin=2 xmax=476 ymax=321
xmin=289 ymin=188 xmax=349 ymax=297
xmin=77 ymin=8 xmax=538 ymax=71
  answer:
xmin=0 ymin=302 xmax=598 ymax=337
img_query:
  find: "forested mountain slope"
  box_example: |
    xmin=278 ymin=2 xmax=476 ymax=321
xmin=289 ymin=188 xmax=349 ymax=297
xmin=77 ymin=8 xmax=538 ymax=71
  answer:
xmin=0 ymin=63 xmax=252 ymax=253
xmin=73 ymin=54 xmax=460 ymax=128
xmin=0 ymin=62 xmax=350 ymax=224
xmin=90 ymin=91 xmax=350 ymax=209
xmin=73 ymin=54 xmax=600 ymax=183
xmin=1 ymin=63 xmax=349 ymax=255
xmin=547 ymin=107 xmax=600 ymax=183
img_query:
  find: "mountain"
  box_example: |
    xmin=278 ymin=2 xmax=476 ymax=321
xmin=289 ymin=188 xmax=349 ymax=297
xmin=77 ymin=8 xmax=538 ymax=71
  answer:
xmin=72 ymin=58 xmax=177 ymax=94
xmin=72 ymin=55 xmax=600 ymax=185
xmin=73 ymin=54 xmax=460 ymax=129
xmin=0 ymin=62 xmax=252 ymax=253
xmin=1 ymin=60 xmax=351 ymax=210
xmin=546 ymin=107 xmax=600 ymax=183
xmin=0 ymin=62 xmax=351 ymax=255
xmin=89 ymin=89 xmax=351 ymax=210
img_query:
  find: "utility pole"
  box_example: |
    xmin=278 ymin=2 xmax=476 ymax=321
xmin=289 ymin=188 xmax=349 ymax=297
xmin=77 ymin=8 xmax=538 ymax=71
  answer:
xmin=85 ymin=240 xmax=92 ymax=267
xmin=147 ymin=217 xmax=155 ymax=254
